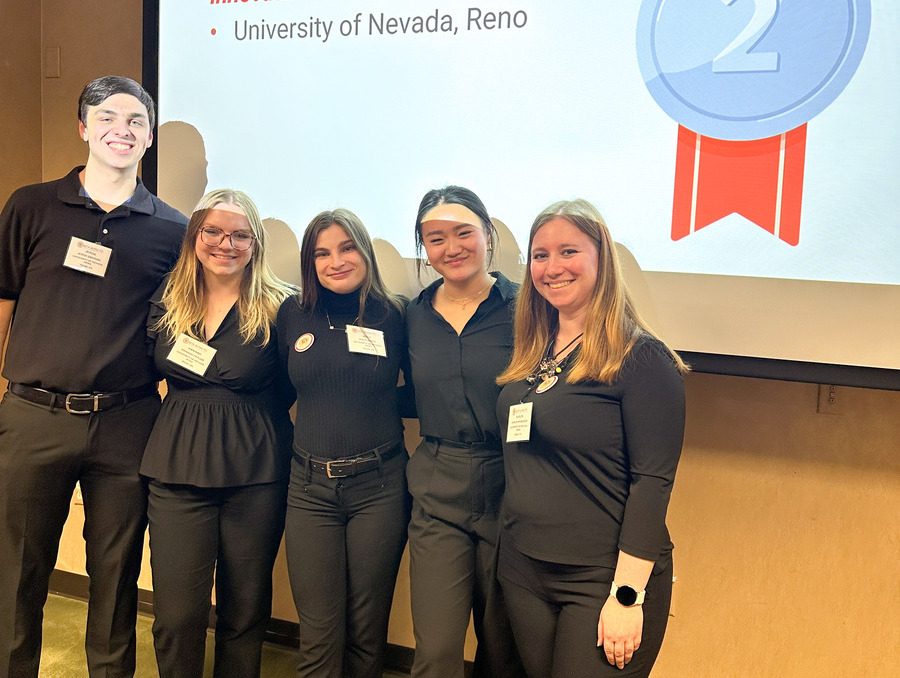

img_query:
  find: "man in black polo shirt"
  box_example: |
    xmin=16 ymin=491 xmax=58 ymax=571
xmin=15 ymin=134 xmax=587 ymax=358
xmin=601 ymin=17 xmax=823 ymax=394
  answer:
xmin=0 ymin=76 xmax=187 ymax=678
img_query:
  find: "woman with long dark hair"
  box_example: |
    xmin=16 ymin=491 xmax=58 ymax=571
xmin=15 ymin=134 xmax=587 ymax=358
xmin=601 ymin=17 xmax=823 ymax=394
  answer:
xmin=278 ymin=208 xmax=411 ymax=678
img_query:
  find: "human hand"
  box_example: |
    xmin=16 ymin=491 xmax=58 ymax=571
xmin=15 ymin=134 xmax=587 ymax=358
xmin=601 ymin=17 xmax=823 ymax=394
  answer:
xmin=597 ymin=595 xmax=643 ymax=669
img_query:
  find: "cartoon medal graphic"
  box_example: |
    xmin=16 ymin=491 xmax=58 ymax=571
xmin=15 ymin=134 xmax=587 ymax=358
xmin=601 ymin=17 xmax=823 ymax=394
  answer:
xmin=637 ymin=0 xmax=871 ymax=245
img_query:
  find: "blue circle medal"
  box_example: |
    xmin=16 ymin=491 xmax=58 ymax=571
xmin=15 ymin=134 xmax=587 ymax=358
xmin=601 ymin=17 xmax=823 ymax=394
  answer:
xmin=636 ymin=0 xmax=870 ymax=245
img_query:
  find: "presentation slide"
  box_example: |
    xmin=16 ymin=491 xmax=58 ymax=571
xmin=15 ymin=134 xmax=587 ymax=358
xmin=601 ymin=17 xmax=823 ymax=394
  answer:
xmin=152 ymin=1 xmax=900 ymax=379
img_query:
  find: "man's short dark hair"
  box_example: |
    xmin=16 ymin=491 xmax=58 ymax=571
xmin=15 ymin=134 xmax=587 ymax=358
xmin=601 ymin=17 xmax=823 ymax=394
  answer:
xmin=78 ymin=76 xmax=156 ymax=130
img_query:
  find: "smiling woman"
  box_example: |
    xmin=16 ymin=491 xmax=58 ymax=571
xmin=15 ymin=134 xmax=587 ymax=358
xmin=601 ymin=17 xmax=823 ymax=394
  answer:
xmin=529 ymin=217 xmax=601 ymax=330
xmin=312 ymin=222 xmax=368 ymax=295
xmin=496 ymin=199 xmax=688 ymax=678
xmin=141 ymin=188 xmax=297 ymax=678
xmin=277 ymin=208 xmax=410 ymax=677
xmin=194 ymin=203 xmax=255 ymax=287
xmin=404 ymin=186 xmax=523 ymax=678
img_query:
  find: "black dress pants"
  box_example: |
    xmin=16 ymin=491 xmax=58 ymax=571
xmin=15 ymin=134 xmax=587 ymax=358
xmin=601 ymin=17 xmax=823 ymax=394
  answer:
xmin=284 ymin=447 xmax=410 ymax=678
xmin=498 ymin=536 xmax=673 ymax=678
xmin=0 ymin=391 xmax=159 ymax=678
xmin=147 ymin=479 xmax=288 ymax=678
xmin=406 ymin=439 xmax=522 ymax=678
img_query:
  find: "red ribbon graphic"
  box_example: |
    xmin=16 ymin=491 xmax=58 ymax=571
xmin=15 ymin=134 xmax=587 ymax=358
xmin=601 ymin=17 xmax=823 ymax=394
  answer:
xmin=671 ymin=124 xmax=807 ymax=246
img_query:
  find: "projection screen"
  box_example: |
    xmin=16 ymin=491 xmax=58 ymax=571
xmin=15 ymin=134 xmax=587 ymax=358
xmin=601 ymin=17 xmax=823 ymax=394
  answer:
xmin=144 ymin=0 xmax=900 ymax=389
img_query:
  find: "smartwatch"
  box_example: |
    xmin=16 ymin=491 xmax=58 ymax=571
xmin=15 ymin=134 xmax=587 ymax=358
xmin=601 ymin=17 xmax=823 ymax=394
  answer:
xmin=610 ymin=581 xmax=645 ymax=607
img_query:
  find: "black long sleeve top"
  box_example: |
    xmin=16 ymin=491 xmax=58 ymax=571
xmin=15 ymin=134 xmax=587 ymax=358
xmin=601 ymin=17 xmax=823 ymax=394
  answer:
xmin=497 ymin=335 xmax=686 ymax=567
xmin=277 ymin=288 xmax=408 ymax=459
xmin=141 ymin=279 xmax=293 ymax=487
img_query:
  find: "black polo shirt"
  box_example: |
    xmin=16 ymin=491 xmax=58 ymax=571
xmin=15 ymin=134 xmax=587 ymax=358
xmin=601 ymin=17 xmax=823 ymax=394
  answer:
xmin=406 ymin=272 xmax=518 ymax=446
xmin=0 ymin=167 xmax=187 ymax=393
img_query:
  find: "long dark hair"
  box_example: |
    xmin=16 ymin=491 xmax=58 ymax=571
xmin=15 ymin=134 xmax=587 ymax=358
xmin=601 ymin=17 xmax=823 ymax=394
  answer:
xmin=298 ymin=208 xmax=403 ymax=324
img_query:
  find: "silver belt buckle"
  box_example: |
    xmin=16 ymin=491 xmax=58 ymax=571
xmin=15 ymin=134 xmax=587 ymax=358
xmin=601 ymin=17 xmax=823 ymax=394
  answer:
xmin=65 ymin=393 xmax=99 ymax=414
xmin=326 ymin=460 xmax=349 ymax=479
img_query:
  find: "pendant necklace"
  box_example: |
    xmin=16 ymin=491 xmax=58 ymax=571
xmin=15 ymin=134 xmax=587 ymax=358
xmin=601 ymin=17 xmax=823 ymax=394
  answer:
xmin=442 ymin=279 xmax=493 ymax=309
xmin=526 ymin=333 xmax=584 ymax=386
xmin=324 ymin=308 xmax=359 ymax=332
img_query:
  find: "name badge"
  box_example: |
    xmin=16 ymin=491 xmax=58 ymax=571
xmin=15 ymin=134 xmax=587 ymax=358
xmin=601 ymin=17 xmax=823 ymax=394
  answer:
xmin=63 ymin=237 xmax=112 ymax=277
xmin=166 ymin=333 xmax=217 ymax=376
xmin=506 ymin=402 xmax=533 ymax=443
xmin=346 ymin=325 xmax=387 ymax=357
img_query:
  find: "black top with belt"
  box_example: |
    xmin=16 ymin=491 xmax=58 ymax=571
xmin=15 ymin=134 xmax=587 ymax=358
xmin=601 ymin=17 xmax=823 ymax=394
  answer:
xmin=0 ymin=167 xmax=186 ymax=393
xmin=277 ymin=289 xmax=408 ymax=460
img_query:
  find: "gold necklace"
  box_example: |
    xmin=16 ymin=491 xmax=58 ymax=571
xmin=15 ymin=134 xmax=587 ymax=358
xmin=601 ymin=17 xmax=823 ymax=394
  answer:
xmin=442 ymin=280 xmax=493 ymax=309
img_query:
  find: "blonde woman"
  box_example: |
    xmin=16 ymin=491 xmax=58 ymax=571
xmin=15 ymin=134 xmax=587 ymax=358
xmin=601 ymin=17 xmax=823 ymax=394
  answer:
xmin=496 ymin=199 xmax=687 ymax=678
xmin=141 ymin=189 xmax=297 ymax=678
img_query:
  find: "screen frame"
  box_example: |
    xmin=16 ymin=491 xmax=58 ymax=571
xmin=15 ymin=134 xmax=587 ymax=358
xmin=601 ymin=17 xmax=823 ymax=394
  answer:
xmin=141 ymin=0 xmax=899 ymax=391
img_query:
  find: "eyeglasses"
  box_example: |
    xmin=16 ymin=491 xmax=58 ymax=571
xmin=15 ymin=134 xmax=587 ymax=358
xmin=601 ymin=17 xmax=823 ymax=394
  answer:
xmin=199 ymin=227 xmax=256 ymax=251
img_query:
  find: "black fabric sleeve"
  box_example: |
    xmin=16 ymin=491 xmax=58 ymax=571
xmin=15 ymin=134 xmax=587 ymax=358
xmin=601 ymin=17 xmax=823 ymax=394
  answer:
xmin=145 ymin=278 xmax=169 ymax=363
xmin=272 ymin=321 xmax=297 ymax=413
xmin=397 ymin=298 xmax=417 ymax=419
xmin=276 ymin=297 xmax=294 ymax=376
xmin=617 ymin=340 xmax=686 ymax=561
xmin=0 ymin=191 xmax=28 ymax=299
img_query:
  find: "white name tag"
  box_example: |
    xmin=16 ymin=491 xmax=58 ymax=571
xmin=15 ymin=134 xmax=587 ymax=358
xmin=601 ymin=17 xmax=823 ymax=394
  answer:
xmin=166 ymin=333 xmax=217 ymax=376
xmin=346 ymin=325 xmax=387 ymax=357
xmin=63 ymin=237 xmax=112 ymax=277
xmin=506 ymin=402 xmax=533 ymax=443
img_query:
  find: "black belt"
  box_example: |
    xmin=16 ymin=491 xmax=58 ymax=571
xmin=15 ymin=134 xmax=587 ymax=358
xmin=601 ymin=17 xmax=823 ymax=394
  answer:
xmin=299 ymin=439 xmax=403 ymax=479
xmin=430 ymin=437 xmax=501 ymax=451
xmin=9 ymin=382 xmax=157 ymax=414
xmin=427 ymin=437 xmax=503 ymax=456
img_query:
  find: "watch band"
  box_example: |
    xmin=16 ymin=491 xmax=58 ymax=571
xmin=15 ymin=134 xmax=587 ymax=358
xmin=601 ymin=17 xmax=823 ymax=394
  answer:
xmin=610 ymin=581 xmax=646 ymax=607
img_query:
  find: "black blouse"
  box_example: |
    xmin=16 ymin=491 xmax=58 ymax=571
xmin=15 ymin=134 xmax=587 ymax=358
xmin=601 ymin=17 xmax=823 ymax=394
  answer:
xmin=497 ymin=335 xmax=685 ymax=568
xmin=405 ymin=272 xmax=518 ymax=446
xmin=140 ymin=280 xmax=294 ymax=487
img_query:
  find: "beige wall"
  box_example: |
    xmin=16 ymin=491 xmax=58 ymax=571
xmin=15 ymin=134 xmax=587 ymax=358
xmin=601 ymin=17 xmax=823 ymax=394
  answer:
xmin=0 ymin=0 xmax=42 ymax=202
xmin=657 ymin=375 xmax=900 ymax=677
xmin=3 ymin=1 xmax=899 ymax=675
xmin=39 ymin=0 xmax=144 ymax=182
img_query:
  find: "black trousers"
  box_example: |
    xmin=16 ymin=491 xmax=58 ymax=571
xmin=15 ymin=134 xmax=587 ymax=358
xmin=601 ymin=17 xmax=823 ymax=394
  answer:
xmin=0 ymin=390 xmax=159 ymax=678
xmin=284 ymin=447 xmax=410 ymax=678
xmin=406 ymin=439 xmax=522 ymax=678
xmin=147 ymin=479 xmax=288 ymax=678
xmin=498 ymin=536 xmax=673 ymax=678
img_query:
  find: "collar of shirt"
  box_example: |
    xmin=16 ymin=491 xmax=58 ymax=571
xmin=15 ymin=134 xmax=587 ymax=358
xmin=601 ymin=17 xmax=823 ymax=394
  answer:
xmin=57 ymin=166 xmax=156 ymax=215
xmin=415 ymin=270 xmax=518 ymax=307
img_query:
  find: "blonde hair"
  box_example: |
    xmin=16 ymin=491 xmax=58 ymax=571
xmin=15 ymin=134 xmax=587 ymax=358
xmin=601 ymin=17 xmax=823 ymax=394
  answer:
xmin=156 ymin=189 xmax=298 ymax=345
xmin=498 ymin=199 xmax=687 ymax=385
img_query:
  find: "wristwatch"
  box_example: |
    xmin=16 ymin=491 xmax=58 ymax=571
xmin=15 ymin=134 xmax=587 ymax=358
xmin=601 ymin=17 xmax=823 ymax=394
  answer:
xmin=610 ymin=582 xmax=645 ymax=607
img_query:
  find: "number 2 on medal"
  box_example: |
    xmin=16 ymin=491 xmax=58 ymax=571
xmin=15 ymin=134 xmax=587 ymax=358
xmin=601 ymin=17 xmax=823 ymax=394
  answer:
xmin=713 ymin=0 xmax=780 ymax=73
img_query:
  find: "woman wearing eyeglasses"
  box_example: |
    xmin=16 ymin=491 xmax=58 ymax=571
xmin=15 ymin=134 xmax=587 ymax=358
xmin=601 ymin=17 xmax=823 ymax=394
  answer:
xmin=140 ymin=189 xmax=297 ymax=678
